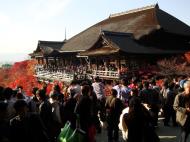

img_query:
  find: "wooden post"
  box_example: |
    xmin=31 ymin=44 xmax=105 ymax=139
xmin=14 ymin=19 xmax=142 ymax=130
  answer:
xmin=37 ymin=58 xmax=40 ymax=64
xmin=45 ymin=58 xmax=48 ymax=68
xmin=42 ymin=57 xmax=44 ymax=65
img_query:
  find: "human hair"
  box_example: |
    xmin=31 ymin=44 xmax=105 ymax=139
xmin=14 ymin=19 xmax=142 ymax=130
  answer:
xmin=14 ymin=100 xmax=28 ymax=112
xmin=111 ymin=89 xmax=117 ymax=97
xmin=131 ymin=88 xmax=138 ymax=96
xmin=81 ymin=81 xmax=89 ymax=86
xmin=184 ymin=80 xmax=190 ymax=89
xmin=37 ymin=89 xmax=47 ymax=100
xmin=94 ymin=76 xmax=100 ymax=82
xmin=54 ymin=84 xmax=61 ymax=93
xmin=81 ymin=85 xmax=90 ymax=96
xmin=129 ymin=97 xmax=142 ymax=112
xmin=69 ymin=89 xmax=76 ymax=98
xmin=143 ymin=81 xmax=149 ymax=89
xmin=0 ymin=101 xmax=8 ymax=112
xmin=121 ymin=78 xmax=129 ymax=86
xmin=32 ymin=87 xmax=39 ymax=95
xmin=16 ymin=93 xmax=24 ymax=99
xmin=124 ymin=97 xmax=150 ymax=126
xmin=70 ymin=80 xmax=77 ymax=85
xmin=150 ymin=79 xmax=156 ymax=86
xmin=168 ymin=82 xmax=175 ymax=90
xmin=17 ymin=85 xmax=23 ymax=90
xmin=0 ymin=86 xmax=4 ymax=101
xmin=50 ymin=93 xmax=59 ymax=100
xmin=3 ymin=87 xmax=13 ymax=100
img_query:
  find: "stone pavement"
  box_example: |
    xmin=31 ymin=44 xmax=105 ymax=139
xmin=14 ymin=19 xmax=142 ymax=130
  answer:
xmin=96 ymin=118 xmax=181 ymax=142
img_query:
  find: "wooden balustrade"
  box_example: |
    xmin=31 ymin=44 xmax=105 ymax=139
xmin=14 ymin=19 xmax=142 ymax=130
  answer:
xmin=90 ymin=70 xmax=119 ymax=79
xmin=34 ymin=65 xmax=120 ymax=81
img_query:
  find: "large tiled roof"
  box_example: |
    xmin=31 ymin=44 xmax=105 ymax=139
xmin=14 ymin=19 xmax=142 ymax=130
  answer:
xmin=37 ymin=40 xmax=65 ymax=51
xmin=32 ymin=40 xmax=65 ymax=57
xmin=80 ymin=31 xmax=190 ymax=56
xmin=60 ymin=4 xmax=190 ymax=52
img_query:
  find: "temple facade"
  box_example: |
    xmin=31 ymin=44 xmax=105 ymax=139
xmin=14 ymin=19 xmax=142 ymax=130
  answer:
xmin=30 ymin=4 xmax=190 ymax=82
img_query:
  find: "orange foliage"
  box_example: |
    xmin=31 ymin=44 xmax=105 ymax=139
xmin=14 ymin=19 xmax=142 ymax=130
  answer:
xmin=0 ymin=60 xmax=52 ymax=96
xmin=184 ymin=52 xmax=190 ymax=63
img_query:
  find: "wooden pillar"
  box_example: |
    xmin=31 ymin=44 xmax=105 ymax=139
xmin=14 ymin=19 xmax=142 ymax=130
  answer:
xmin=37 ymin=58 xmax=40 ymax=64
xmin=42 ymin=57 xmax=44 ymax=64
xmin=45 ymin=58 xmax=48 ymax=68
xmin=88 ymin=58 xmax=91 ymax=70
xmin=96 ymin=58 xmax=98 ymax=70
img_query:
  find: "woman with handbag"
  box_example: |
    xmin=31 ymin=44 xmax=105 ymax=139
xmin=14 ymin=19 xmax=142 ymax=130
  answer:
xmin=173 ymin=80 xmax=190 ymax=142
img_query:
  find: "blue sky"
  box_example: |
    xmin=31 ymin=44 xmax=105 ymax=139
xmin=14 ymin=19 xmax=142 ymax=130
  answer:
xmin=0 ymin=0 xmax=190 ymax=62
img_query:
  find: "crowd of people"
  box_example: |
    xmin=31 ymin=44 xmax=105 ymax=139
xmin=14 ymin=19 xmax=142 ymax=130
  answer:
xmin=0 ymin=75 xmax=190 ymax=142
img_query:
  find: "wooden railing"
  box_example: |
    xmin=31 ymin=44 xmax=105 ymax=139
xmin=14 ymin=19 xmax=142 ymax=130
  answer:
xmin=35 ymin=68 xmax=74 ymax=82
xmin=90 ymin=70 xmax=119 ymax=79
xmin=34 ymin=65 xmax=121 ymax=81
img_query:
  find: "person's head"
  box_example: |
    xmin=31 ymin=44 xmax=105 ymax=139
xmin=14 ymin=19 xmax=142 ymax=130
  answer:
xmin=50 ymin=93 xmax=59 ymax=101
xmin=111 ymin=89 xmax=117 ymax=98
xmin=113 ymin=80 xmax=120 ymax=86
xmin=14 ymin=100 xmax=28 ymax=117
xmin=163 ymin=81 xmax=169 ymax=88
xmin=168 ymin=82 xmax=175 ymax=90
xmin=130 ymin=88 xmax=138 ymax=97
xmin=54 ymin=84 xmax=61 ymax=93
xmin=129 ymin=97 xmax=142 ymax=112
xmin=94 ymin=76 xmax=100 ymax=82
xmin=81 ymin=81 xmax=89 ymax=87
xmin=36 ymin=89 xmax=47 ymax=101
xmin=17 ymin=85 xmax=23 ymax=93
xmin=81 ymin=85 xmax=90 ymax=96
xmin=137 ymin=82 xmax=143 ymax=90
xmin=69 ymin=88 xmax=76 ymax=98
xmin=42 ymin=82 xmax=47 ymax=92
xmin=143 ymin=81 xmax=149 ymax=89
xmin=0 ymin=101 xmax=8 ymax=119
xmin=183 ymin=80 xmax=190 ymax=95
xmin=121 ymin=78 xmax=128 ymax=86
xmin=32 ymin=87 xmax=39 ymax=96
xmin=0 ymin=86 xmax=5 ymax=101
xmin=3 ymin=87 xmax=13 ymax=100
xmin=70 ymin=80 xmax=77 ymax=86
xmin=16 ymin=93 xmax=24 ymax=100
xmin=131 ymin=77 xmax=138 ymax=84
xmin=150 ymin=79 xmax=156 ymax=86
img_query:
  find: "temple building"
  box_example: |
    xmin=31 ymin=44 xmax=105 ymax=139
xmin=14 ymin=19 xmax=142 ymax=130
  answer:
xmin=30 ymin=4 xmax=190 ymax=82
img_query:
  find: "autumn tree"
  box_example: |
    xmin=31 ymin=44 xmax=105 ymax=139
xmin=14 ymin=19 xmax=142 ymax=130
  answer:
xmin=157 ymin=56 xmax=190 ymax=78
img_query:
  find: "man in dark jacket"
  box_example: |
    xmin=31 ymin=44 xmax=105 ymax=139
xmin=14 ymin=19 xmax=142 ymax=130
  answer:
xmin=173 ymin=80 xmax=190 ymax=142
xmin=105 ymin=89 xmax=124 ymax=142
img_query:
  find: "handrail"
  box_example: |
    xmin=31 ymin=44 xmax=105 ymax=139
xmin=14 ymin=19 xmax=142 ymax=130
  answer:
xmin=91 ymin=70 xmax=119 ymax=79
xmin=34 ymin=65 xmax=120 ymax=80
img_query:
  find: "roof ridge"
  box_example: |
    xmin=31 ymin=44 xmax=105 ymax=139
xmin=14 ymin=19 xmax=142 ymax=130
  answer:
xmin=109 ymin=4 xmax=158 ymax=18
xmin=39 ymin=40 xmax=64 ymax=43
xmin=102 ymin=30 xmax=133 ymax=36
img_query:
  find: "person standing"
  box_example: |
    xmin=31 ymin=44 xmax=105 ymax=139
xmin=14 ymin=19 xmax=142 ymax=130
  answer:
xmin=163 ymin=82 xmax=177 ymax=126
xmin=105 ymin=89 xmax=124 ymax=142
xmin=122 ymin=97 xmax=159 ymax=142
xmin=36 ymin=89 xmax=54 ymax=141
xmin=92 ymin=76 xmax=106 ymax=125
xmin=174 ymin=80 xmax=190 ymax=142
xmin=75 ymin=85 xmax=93 ymax=142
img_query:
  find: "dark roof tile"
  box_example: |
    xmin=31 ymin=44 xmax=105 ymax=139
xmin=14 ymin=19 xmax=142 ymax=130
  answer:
xmin=61 ymin=4 xmax=190 ymax=52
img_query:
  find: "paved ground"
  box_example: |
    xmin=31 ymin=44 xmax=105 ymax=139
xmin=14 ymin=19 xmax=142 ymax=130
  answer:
xmin=96 ymin=118 xmax=181 ymax=142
